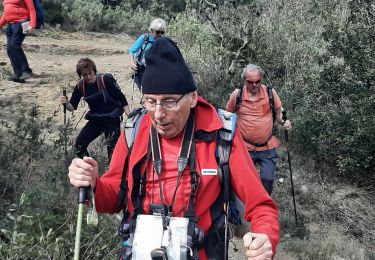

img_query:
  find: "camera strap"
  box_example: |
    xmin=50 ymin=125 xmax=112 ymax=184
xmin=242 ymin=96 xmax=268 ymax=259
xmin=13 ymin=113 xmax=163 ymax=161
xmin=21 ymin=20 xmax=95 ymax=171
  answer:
xmin=149 ymin=110 xmax=195 ymax=215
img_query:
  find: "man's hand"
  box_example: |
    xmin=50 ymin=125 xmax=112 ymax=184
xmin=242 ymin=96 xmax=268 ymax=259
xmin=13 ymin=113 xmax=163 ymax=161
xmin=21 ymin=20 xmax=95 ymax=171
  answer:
xmin=243 ymin=232 xmax=273 ymax=260
xmin=131 ymin=61 xmax=138 ymax=71
xmin=60 ymin=96 xmax=74 ymax=111
xmin=60 ymin=95 xmax=68 ymax=104
xmin=283 ymin=119 xmax=292 ymax=130
xmin=68 ymin=157 xmax=99 ymax=189
xmin=26 ymin=25 xmax=35 ymax=35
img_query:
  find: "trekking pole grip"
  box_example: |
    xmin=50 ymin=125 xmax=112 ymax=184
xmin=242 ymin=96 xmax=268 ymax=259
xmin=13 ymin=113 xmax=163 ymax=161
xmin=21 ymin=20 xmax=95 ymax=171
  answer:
xmin=63 ymin=90 xmax=67 ymax=114
xmin=78 ymin=187 xmax=88 ymax=204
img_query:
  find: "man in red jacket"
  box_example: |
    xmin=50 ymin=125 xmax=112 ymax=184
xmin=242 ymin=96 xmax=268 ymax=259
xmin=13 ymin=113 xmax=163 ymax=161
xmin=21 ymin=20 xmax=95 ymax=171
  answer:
xmin=0 ymin=0 xmax=36 ymax=83
xmin=68 ymin=37 xmax=279 ymax=259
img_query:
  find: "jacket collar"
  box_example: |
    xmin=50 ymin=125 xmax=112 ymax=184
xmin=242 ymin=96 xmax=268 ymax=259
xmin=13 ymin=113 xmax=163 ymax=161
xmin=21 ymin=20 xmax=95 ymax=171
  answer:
xmin=129 ymin=96 xmax=222 ymax=164
xmin=195 ymin=96 xmax=223 ymax=133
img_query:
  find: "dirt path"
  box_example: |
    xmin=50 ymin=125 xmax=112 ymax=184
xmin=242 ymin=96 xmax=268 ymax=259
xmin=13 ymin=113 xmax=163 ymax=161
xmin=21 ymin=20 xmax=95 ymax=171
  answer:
xmin=0 ymin=28 xmax=297 ymax=259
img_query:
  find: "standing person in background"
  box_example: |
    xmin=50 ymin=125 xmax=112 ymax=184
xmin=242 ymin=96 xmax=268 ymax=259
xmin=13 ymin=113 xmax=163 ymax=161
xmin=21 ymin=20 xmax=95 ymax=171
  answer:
xmin=128 ymin=18 xmax=166 ymax=90
xmin=0 ymin=0 xmax=36 ymax=83
xmin=60 ymin=58 xmax=130 ymax=161
xmin=226 ymin=64 xmax=292 ymax=195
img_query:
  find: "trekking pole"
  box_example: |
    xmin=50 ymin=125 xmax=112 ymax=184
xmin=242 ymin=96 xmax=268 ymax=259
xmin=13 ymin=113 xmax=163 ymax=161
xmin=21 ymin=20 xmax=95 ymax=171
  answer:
xmin=131 ymin=70 xmax=136 ymax=109
xmin=282 ymin=109 xmax=298 ymax=223
xmin=73 ymin=108 xmax=88 ymax=131
xmin=224 ymin=204 xmax=229 ymax=260
xmin=63 ymin=90 xmax=68 ymax=161
xmin=223 ymin=168 xmax=230 ymax=260
xmin=74 ymin=187 xmax=88 ymax=260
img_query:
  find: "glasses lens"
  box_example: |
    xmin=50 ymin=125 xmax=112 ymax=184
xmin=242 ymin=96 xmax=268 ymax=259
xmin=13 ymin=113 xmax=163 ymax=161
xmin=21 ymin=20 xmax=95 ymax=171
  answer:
xmin=161 ymin=101 xmax=176 ymax=110
xmin=142 ymin=94 xmax=184 ymax=111
xmin=247 ymin=79 xmax=261 ymax=85
xmin=142 ymin=100 xmax=155 ymax=110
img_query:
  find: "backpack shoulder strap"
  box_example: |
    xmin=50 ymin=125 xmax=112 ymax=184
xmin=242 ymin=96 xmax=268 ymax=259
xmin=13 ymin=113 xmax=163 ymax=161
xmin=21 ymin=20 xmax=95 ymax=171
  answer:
xmin=99 ymin=73 xmax=107 ymax=90
xmin=137 ymin=33 xmax=150 ymax=62
xmin=267 ymin=84 xmax=276 ymax=124
xmin=78 ymin=79 xmax=85 ymax=97
xmin=234 ymin=85 xmax=243 ymax=113
xmin=116 ymin=108 xmax=147 ymax=209
xmin=216 ymin=108 xmax=237 ymax=258
xmin=142 ymin=33 xmax=150 ymax=48
xmin=95 ymin=73 xmax=109 ymax=103
xmin=216 ymin=108 xmax=236 ymax=184
xmin=124 ymin=108 xmax=147 ymax=149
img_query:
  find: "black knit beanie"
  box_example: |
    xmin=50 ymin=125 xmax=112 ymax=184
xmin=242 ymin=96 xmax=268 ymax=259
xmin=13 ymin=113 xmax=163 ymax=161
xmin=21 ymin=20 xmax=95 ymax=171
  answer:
xmin=141 ymin=37 xmax=197 ymax=94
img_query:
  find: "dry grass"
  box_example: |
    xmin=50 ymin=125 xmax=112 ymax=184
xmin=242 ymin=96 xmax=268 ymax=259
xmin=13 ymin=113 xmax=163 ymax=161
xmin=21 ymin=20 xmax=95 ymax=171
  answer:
xmin=273 ymin=153 xmax=375 ymax=259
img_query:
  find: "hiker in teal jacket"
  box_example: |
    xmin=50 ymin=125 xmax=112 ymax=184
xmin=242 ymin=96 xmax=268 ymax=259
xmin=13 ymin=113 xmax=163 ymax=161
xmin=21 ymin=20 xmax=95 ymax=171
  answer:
xmin=128 ymin=18 xmax=166 ymax=89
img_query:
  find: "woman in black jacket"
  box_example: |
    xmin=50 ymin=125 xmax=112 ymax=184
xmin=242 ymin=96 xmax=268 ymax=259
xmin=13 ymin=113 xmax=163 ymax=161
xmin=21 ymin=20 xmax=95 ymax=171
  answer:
xmin=61 ymin=58 xmax=130 ymax=161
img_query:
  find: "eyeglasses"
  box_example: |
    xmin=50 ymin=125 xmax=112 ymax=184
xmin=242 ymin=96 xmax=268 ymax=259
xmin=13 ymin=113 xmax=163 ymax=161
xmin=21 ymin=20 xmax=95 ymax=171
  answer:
xmin=142 ymin=94 xmax=185 ymax=111
xmin=155 ymin=30 xmax=164 ymax=35
xmin=245 ymin=79 xmax=261 ymax=85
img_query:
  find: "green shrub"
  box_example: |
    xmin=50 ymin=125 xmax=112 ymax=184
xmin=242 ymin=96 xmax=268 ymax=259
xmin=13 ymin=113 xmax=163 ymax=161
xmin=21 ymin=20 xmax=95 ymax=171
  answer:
xmin=0 ymin=106 xmax=120 ymax=259
xmin=59 ymin=0 xmax=152 ymax=33
xmin=42 ymin=0 xmax=64 ymax=25
xmin=61 ymin=0 xmax=107 ymax=31
xmin=295 ymin=0 xmax=375 ymax=174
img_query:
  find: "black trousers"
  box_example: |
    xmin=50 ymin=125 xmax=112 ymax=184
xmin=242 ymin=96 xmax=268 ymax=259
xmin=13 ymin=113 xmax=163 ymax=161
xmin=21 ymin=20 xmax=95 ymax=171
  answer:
xmin=75 ymin=119 xmax=120 ymax=161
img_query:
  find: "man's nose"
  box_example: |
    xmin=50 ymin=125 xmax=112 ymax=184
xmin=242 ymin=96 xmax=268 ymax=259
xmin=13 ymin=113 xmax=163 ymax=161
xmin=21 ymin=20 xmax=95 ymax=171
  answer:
xmin=154 ymin=104 xmax=165 ymax=119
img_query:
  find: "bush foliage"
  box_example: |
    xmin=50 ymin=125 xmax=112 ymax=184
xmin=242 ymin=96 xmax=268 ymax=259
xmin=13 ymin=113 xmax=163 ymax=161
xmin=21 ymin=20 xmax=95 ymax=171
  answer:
xmin=0 ymin=106 xmax=119 ymax=258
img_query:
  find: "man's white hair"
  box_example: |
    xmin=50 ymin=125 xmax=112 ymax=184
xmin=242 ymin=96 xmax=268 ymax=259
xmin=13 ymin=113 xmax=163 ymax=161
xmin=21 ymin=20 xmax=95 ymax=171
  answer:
xmin=241 ymin=64 xmax=264 ymax=79
xmin=149 ymin=18 xmax=167 ymax=33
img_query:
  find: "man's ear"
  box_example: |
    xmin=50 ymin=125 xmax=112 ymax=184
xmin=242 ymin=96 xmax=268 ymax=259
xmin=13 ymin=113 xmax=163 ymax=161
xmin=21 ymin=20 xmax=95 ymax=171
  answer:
xmin=189 ymin=91 xmax=198 ymax=108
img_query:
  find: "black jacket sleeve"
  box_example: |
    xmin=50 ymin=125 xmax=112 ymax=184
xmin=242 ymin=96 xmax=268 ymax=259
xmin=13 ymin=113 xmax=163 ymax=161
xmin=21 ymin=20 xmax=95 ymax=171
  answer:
xmin=69 ymin=84 xmax=83 ymax=110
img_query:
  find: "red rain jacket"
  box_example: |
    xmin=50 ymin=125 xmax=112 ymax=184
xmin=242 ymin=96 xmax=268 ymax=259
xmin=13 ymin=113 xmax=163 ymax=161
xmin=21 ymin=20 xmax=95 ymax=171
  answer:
xmin=94 ymin=97 xmax=280 ymax=258
xmin=0 ymin=0 xmax=36 ymax=28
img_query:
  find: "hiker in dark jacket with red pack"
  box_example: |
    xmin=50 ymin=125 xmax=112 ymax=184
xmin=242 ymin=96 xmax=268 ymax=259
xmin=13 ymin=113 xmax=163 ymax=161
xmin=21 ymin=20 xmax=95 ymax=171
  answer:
xmin=60 ymin=58 xmax=130 ymax=161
